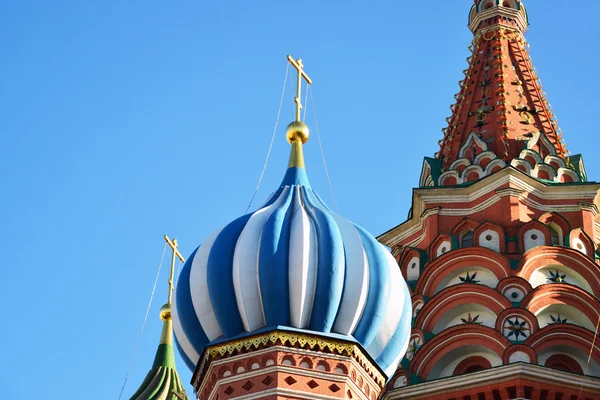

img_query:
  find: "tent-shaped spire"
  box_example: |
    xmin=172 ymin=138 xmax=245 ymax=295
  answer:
xmin=419 ymin=0 xmax=586 ymax=187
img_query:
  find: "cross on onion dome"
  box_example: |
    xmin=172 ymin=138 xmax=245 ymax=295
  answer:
xmin=287 ymin=55 xmax=312 ymax=122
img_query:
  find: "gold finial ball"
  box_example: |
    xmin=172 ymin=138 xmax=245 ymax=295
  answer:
xmin=160 ymin=304 xmax=172 ymax=321
xmin=286 ymin=121 xmax=310 ymax=144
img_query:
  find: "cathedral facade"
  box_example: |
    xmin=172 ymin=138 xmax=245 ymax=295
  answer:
xmin=380 ymin=1 xmax=600 ymax=399
xmin=129 ymin=1 xmax=600 ymax=399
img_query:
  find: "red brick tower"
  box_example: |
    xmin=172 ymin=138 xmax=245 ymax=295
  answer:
xmin=379 ymin=1 xmax=600 ymax=399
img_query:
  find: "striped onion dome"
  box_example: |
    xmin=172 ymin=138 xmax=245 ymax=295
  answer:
xmin=173 ymin=121 xmax=412 ymax=378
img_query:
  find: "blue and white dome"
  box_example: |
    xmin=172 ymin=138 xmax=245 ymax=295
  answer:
xmin=173 ymin=121 xmax=412 ymax=378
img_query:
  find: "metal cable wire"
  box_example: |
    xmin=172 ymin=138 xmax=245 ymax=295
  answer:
xmin=117 ymin=242 xmax=168 ymax=400
xmin=309 ymin=85 xmax=339 ymax=213
xmin=244 ymin=63 xmax=290 ymax=214
xmin=576 ymin=313 xmax=600 ymax=399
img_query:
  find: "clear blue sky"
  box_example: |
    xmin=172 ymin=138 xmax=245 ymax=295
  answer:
xmin=1 ymin=1 xmax=598 ymax=399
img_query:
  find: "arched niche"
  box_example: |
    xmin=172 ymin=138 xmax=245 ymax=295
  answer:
xmin=416 ymin=248 xmax=510 ymax=297
xmin=528 ymin=264 xmax=593 ymax=293
xmin=523 ymin=229 xmax=546 ymax=251
xmin=429 ymin=235 xmax=453 ymax=260
xmin=569 ymin=228 xmax=595 ymax=258
xmin=538 ymin=212 xmax=569 ymax=246
xmin=548 ymin=224 xmax=562 ymax=246
xmin=538 ymin=346 xmax=600 ymax=377
xmin=477 ymin=229 xmax=501 ymax=252
xmin=433 ymin=266 xmax=499 ymax=295
xmin=428 ymin=345 xmax=502 ymax=380
xmin=519 ymin=221 xmax=551 ymax=252
xmin=535 ymin=303 xmax=596 ymax=331
xmin=415 ymin=285 xmax=511 ymax=333
xmin=518 ymin=246 xmax=600 ymax=297
xmin=406 ymin=256 xmax=420 ymax=282
xmin=410 ymin=325 xmax=511 ymax=379
xmin=432 ymin=303 xmax=496 ymax=334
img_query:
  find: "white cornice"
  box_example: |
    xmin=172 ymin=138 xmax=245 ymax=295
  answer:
xmin=382 ymin=363 xmax=600 ymax=399
xmin=378 ymin=168 xmax=600 ymax=246
xmin=469 ymin=5 xmax=528 ymax=33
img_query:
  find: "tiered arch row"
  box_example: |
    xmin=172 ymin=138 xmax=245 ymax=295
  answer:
xmin=382 ymin=195 xmax=600 ymax=387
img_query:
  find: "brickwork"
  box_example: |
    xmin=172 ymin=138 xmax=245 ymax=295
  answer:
xmin=192 ymin=333 xmax=384 ymax=400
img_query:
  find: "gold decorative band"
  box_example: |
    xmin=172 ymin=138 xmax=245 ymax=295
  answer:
xmin=197 ymin=330 xmax=386 ymax=387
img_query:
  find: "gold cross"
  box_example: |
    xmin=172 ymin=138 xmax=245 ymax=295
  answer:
xmin=164 ymin=234 xmax=186 ymax=305
xmin=287 ymin=55 xmax=312 ymax=122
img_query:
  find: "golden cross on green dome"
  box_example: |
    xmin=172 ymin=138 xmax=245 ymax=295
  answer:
xmin=164 ymin=234 xmax=185 ymax=305
xmin=287 ymin=55 xmax=312 ymax=122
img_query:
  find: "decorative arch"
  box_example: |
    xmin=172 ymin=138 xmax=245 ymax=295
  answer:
xmin=532 ymin=163 xmax=557 ymax=181
xmin=414 ymin=284 xmax=512 ymax=332
xmin=262 ymin=354 xmax=276 ymax=367
xmin=497 ymin=276 xmax=532 ymax=302
xmin=557 ymin=167 xmax=580 ymax=183
xmin=439 ymin=170 xmax=459 ymax=186
xmin=525 ymin=324 xmax=600 ymax=366
xmin=389 ymin=371 xmax=409 ymax=389
xmin=518 ymin=149 xmax=542 ymax=167
xmin=409 ymin=325 xmax=511 ymax=379
xmin=218 ymin=365 xmax=232 ymax=378
xmin=406 ymin=329 xmax=425 ymax=362
xmin=500 ymin=0 xmax=519 ymax=10
xmin=299 ymin=357 xmax=313 ymax=369
xmin=419 ymin=159 xmax=433 ymax=188
xmin=568 ymin=228 xmax=595 ymax=258
xmin=503 ymin=344 xmax=537 ymax=364
xmin=333 ymin=363 xmax=348 ymax=375
xmin=519 ymin=220 xmax=551 ymax=252
xmin=517 ymin=246 xmax=600 ymax=297
xmin=511 ymin=158 xmax=532 ymax=174
xmin=247 ymin=358 xmax=261 ymax=371
xmin=538 ymin=212 xmax=570 ymax=246
xmin=415 ymin=247 xmax=511 ymax=297
xmin=449 ymin=158 xmax=471 ymax=174
xmin=474 ymin=151 xmax=497 ymax=168
xmin=232 ymin=361 xmax=246 ymax=374
xmin=496 ymin=308 xmax=539 ymax=333
xmin=451 ymin=218 xmax=479 ymax=240
xmin=453 ymin=356 xmax=492 ymax=376
xmin=428 ymin=234 xmax=454 ymax=261
xmin=281 ymin=354 xmax=296 ymax=366
xmin=544 ymin=354 xmax=583 ymax=375
xmin=315 ymin=360 xmax=330 ymax=372
xmin=484 ymin=158 xmax=507 ymax=175
xmin=474 ymin=221 xmax=505 ymax=253
xmin=521 ymin=284 xmax=600 ymax=331
xmin=458 ymin=132 xmax=488 ymax=159
xmin=527 ymin=131 xmax=557 ymax=158
xmin=462 ymin=165 xmax=484 ymax=183
xmin=544 ymin=155 xmax=566 ymax=171
xmin=400 ymin=248 xmax=422 ymax=282
xmin=412 ymin=294 xmax=425 ymax=319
